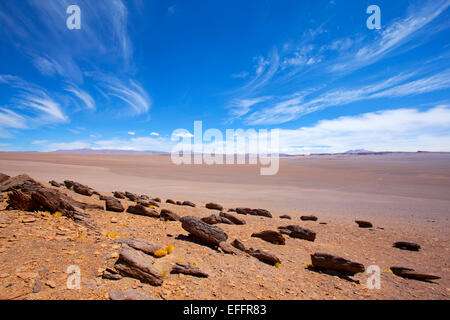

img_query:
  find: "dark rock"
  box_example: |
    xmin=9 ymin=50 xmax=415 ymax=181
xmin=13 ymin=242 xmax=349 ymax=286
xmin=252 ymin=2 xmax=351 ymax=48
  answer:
xmin=219 ymin=212 xmax=246 ymax=225
xmin=127 ymin=205 xmax=159 ymax=218
xmin=182 ymin=201 xmax=196 ymax=207
xmin=180 ymin=216 xmax=228 ymax=246
xmin=73 ymin=183 xmax=94 ymax=197
xmin=280 ymin=225 xmax=316 ymax=241
xmin=390 ymin=267 xmax=440 ymax=281
xmin=113 ymin=191 xmax=126 ymax=199
xmin=171 ymin=262 xmax=208 ymax=278
xmin=355 ymin=220 xmax=373 ymax=228
xmin=64 ymin=180 xmax=75 ymax=189
xmin=201 ymin=214 xmax=233 ymax=225
xmin=152 ymin=197 xmax=161 ymax=203
xmin=236 ymin=207 xmax=272 ymax=218
xmin=102 ymin=269 xmax=123 ymax=280
xmin=138 ymin=199 xmax=160 ymax=208
xmin=0 ymin=173 xmax=10 ymax=184
xmin=6 ymin=189 xmax=35 ymax=211
xmin=49 ymin=180 xmax=61 ymax=187
xmin=279 ymin=215 xmax=292 ymax=220
xmin=99 ymin=195 xmax=113 ymax=201
xmin=1 ymin=174 xmax=37 ymax=192
xmin=206 ymin=202 xmax=223 ymax=211
xmin=166 ymin=199 xmax=176 ymax=204
xmin=231 ymin=239 xmax=247 ymax=252
xmin=219 ymin=241 xmax=240 ymax=255
xmin=393 ymin=242 xmax=421 ymax=251
xmin=114 ymin=244 xmax=163 ymax=286
xmin=301 ymin=215 xmax=318 ymax=221
xmin=160 ymin=209 xmax=180 ymax=221
xmin=251 ymin=230 xmax=285 ymax=245
xmin=310 ymin=253 xmax=365 ymax=276
xmin=228 ymin=208 xmax=236 ymax=212
xmin=248 ymin=248 xmax=281 ymax=265
xmin=176 ymin=201 xmax=182 ymax=205
xmin=105 ymin=198 xmax=125 ymax=212
xmin=278 ymin=227 xmax=292 ymax=236
xmin=125 ymin=192 xmax=138 ymax=201
xmin=109 ymin=289 xmax=156 ymax=300
xmin=115 ymin=238 xmax=160 ymax=255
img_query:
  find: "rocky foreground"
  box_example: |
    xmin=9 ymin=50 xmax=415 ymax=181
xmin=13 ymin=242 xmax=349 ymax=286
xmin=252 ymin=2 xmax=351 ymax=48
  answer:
xmin=0 ymin=173 xmax=448 ymax=300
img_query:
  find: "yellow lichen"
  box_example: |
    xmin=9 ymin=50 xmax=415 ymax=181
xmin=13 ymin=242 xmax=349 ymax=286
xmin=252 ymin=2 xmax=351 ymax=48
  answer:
xmin=193 ymin=261 xmax=197 ymax=266
xmin=162 ymin=271 xmax=167 ymax=280
xmin=53 ymin=211 xmax=63 ymax=217
xmin=275 ymin=262 xmax=281 ymax=268
xmin=154 ymin=249 xmax=168 ymax=257
xmin=178 ymin=258 xmax=183 ymax=263
xmin=165 ymin=244 xmax=174 ymax=254
xmin=148 ymin=205 xmax=154 ymax=209
xmin=76 ymin=232 xmax=84 ymax=239
xmin=104 ymin=232 xmax=118 ymax=239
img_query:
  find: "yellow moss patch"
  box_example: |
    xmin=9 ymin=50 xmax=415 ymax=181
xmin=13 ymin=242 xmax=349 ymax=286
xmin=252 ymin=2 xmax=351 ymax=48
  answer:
xmin=165 ymin=244 xmax=174 ymax=254
xmin=275 ymin=262 xmax=281 ymax=268
xmin=193 ymin=261 xmax=197 ymax=266
xmin=53 ymin=211 xmax=63 ymax=217
xmin=76 ymin=232 xmax=84 ymax=239
xmin=154 ymin=249 xmax=168 ymax=257
xmin=178 ymin=258 xmax=183 ymax=263
xmin=104 ymin=232 xmax=118 ymax=239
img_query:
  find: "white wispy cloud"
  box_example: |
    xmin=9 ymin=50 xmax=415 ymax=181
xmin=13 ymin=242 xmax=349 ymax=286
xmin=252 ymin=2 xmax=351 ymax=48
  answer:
xmin=332 ymin=0 xmax=450 ymax=72
xmin=65 ymin=85 xmax=95 ymax=110
xmin=87 ymin=73 xmax=151 ymax=115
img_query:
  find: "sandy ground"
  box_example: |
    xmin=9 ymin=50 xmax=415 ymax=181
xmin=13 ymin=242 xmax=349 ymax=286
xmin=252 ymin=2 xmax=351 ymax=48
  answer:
xmin=0 ymin=152 xmax=449 ymax=299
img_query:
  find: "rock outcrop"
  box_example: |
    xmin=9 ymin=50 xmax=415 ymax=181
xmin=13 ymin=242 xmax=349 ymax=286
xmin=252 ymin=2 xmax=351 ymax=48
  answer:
xmin=205 ymin=202 xmax=223 ymax=211
xmin=171 ymin=262 xmax=208 ymax=278
xmin=127 ymin=204 xmax=159 ymax=218
xmin=390 ymin=267 xmax=440 ymax=281
xmin=355 ymin=220 xmax=373 ymax=228
xmin=393 ymin=242 xmax=421 ymax=251
xmin=160 ymin=209 xmax=180 ymax=221
xmin=251 ymin=230 xmax=285 ymax=245
xmin=180 ymin=216 xmax=228 ymax=246
xmin=310 ymin=253 xmax=365 ymax=276
xmin=279 ymin=225 xmax=316 ymax=241
xmin=219 ymin=212 xmax=246 ymax=225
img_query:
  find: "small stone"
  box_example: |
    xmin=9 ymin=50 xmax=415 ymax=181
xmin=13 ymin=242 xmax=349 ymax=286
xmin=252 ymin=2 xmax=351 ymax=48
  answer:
xmin=45 ymin=280 xmax=56 ymax=288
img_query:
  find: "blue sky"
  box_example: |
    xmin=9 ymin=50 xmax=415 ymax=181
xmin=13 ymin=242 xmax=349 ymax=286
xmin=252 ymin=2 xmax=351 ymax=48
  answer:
xmin=0 ymin=0 xmax=449 ymax=154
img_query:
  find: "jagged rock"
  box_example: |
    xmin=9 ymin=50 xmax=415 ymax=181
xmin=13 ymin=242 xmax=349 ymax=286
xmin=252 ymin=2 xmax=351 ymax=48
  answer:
xmin=301 ymin=215 xmax=318 ymax=221
xmin=219 ymin=212 xmax=246 ymax=225
xmin=73 ymin=183 xmax=94 ymax=196
xmin=279 ymin=215 xmax=292 ymax=220
xmin=182 ymin=201 xmax=196 ymax=207
xmin=113 ymin=191 xmax=126 ymax=199
xmin=166 ymin=199 xmax=176 ymax=204
xmin=180 ymin=216 xmax=228 ymax=246
xmin=0 ymin=174 xmax=37 ymax=192
xmin=109 ymin=289 xmax=156 ymax=300
xmin=248 ymin=248 xmax=281 ymax=265
xmin=201 ymin=214 xmax=233 ymax=225
xmin=115 ymin=239 xmax=160 ymax=255
xmin=390 ymin=267 xmax=440 ymax=281
xmin=160 ymin=209 xmax=180 ymax=221
xmin=127 ymin=204 xmax=159 ymax=218
xmin=114 ymin=244 xmax=163 ymax=286
xmin=206 ymin=202 xmax=223 ymax=211
xmin=125 ymin=192 xmax=138 ymax=201
xmin=219 ymin=241 xmax=240 ymax=255
xmin=236 ymin=207 xmax=272 ymax=218
xmin=105 ymin=198 xmax=125 ymax=212
xmin=6 ymin=190 xmax=35 ymax=211
xmin=49 ymin=180 xmax=61 ymax=187
xmin=280 ymin=225 xmax=316 ymax=241
xmin=355 ymin=220 xmax=373 ymax=228
xmin=64 ymin=180 xmax=75 ymax=189
xmin=393 ymin=242 xmax=421 ymax=251
xmin=0 ymin=173 xmax=10 ymax=184
xmin=171 ymin=262 xmax=208 ymax=278
xmin=310 ymin=253 xmax=365 ymax=276
xmin=251 ymin=230 xmax=285 ymax=245
xmin=231 ymin=239 xmax=247 ymax=252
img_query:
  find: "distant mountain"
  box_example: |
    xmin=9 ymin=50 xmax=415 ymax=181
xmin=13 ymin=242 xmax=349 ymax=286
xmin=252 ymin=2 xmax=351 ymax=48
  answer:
xmin=48 ymin=148 xmax=169 ymax=155
xmin=343 ymin=149 xmax=376 ymax=154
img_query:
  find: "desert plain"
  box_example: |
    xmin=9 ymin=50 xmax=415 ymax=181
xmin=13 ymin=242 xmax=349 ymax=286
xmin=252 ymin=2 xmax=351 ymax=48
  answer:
xmin=0 ymin=152 xmax=448 ymax=300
